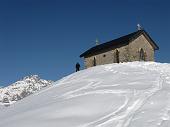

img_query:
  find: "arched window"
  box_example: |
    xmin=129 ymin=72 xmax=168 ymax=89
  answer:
xmin=93 ymin=57 xmax=96 ymax=66
xmin=139 ymin=48 xmax=145 ymax=61
xmin=115 ymin=49 xmax=119 ymax=63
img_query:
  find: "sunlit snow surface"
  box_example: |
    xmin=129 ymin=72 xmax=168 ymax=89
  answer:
xmin=0 ymin=62 xmax=170 ymax=127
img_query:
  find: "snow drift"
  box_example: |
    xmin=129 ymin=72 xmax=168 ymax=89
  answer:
xmin=0 ymin=62 xmax=170 ymax=127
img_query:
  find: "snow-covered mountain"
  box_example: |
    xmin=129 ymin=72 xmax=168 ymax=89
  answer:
xmin=1 ymin=62 xmax=170 ymax=127
xmin=0 ymin=75 xmax=53 ymax=106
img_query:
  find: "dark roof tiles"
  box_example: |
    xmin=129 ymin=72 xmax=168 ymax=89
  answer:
xmin=80 ymin=30 xmax=159 ymax=57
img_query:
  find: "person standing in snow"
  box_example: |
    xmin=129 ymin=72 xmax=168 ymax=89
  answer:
xmin=76 ymin=62 xmax=80 ymax=72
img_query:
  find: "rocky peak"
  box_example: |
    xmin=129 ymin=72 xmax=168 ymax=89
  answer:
xmin=0 ymin=75 xmax=54 ymax=107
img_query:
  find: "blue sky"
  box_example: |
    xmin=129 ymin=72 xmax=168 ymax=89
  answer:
xmin=0 ymin=0 xmax=169 ymax=86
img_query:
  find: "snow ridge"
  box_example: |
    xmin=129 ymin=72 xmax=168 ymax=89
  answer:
xmin=1 ymin=62 xmax=170 ymax=127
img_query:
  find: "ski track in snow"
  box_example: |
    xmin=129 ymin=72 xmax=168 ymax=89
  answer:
xmin=55 ymin=63 xmax=170 ymax=127
xmin=1 ymin=62 xmax=170 ymax=127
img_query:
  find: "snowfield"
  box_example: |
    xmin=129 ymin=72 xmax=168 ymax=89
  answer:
xmin=0 ymin=62 xmax=170 ymax=127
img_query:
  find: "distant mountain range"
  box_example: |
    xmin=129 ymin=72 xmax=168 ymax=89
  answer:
xmin=0 ymin=75 xmax=54 ymax=106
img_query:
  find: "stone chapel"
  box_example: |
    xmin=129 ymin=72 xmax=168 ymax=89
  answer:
xmin=80 ymin=29 xmax=159 ymax=68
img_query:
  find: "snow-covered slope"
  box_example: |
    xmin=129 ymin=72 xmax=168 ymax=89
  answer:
xmin=0 ymin=62 xmax=170 ymax=127
xmin=0 ymin=75 xmax=53 ymax=106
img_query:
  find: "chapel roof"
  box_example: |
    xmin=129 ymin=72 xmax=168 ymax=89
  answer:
xmin=80 ymin=30 xmax=159 ymax=57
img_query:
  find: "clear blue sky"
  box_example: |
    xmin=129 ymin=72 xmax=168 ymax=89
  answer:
xmin=0 ymin=0 xmax=169 ymax=86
